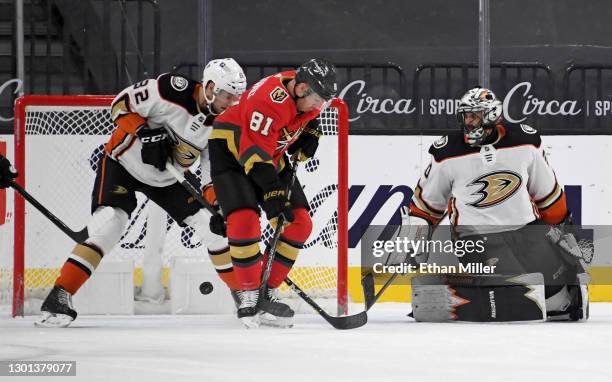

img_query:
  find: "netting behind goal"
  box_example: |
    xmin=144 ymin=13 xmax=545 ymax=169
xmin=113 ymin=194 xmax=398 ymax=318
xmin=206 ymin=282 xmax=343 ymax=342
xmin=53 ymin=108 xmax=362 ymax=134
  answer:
xmin=1 ymin=95 xmax=348 ymax=317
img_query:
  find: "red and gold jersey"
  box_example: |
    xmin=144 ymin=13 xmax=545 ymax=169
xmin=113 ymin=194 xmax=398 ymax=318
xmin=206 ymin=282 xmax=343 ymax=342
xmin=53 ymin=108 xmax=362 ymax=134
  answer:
xmin=212 ymin=70 xmax=321 ymax=174
xmin=410 ymin=123 xmax=568 ymax=236
xmin=107 ymin=73 xmax=215 ymax=187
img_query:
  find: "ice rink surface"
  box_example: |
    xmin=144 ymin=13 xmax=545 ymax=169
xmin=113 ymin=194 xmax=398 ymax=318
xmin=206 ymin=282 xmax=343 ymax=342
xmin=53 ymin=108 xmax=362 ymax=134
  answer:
xmin=1 ymin=303 xmax=612 ymax=382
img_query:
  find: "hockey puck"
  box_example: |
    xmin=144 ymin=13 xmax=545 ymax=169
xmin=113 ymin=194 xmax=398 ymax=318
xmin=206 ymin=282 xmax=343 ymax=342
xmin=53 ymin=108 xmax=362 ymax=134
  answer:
xmin=199 ymin=281 xmax=214 ymax=295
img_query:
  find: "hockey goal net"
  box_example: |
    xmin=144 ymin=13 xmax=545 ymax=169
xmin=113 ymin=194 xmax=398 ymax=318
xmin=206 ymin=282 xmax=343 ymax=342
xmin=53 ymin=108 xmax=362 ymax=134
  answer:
xmin=1 ymin=95 xmax=349 ymax=317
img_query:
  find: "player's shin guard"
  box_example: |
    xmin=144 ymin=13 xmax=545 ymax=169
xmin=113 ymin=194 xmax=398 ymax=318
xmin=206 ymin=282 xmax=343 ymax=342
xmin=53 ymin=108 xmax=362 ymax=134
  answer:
xmin=55 ymin=243 xmax=103 ymax=295
xmin=208 ymin=241 xmax=239 ymax=291
xmin=266 ymin=208 xmax=312 ymax=289
xmin=227 ymin=209 xmax=262 ymax=291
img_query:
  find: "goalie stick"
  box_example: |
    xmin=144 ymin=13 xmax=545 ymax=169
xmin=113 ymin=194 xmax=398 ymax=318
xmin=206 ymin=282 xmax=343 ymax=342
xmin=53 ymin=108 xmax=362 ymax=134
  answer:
xmin=361 ymin=211 xmax=447 ymax=311
xmin=8 ymin=179 xmax=89 ymax=243
xmin=166 ymin=160 xmax=367 ymax=330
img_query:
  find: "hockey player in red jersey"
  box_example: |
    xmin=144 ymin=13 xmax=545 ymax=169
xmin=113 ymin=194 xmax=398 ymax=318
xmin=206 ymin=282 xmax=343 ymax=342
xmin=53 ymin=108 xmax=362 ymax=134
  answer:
xmin=405 ymin=87 xmax=590 ymax=322
xmin=208 ymin=58 xmax=337 ymax=327
xmin=35 ymin=58 xmax=247 ymax=327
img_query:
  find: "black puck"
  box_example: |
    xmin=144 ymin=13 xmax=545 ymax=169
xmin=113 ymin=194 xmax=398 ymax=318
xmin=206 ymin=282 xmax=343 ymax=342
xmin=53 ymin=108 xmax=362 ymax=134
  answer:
xmin=199 ymin=281 xmax=214 ymax=295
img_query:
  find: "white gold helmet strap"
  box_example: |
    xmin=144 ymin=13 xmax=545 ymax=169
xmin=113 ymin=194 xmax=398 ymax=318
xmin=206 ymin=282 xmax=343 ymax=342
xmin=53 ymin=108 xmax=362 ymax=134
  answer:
xmin=203 ymin=81 xmax=217 ymax=109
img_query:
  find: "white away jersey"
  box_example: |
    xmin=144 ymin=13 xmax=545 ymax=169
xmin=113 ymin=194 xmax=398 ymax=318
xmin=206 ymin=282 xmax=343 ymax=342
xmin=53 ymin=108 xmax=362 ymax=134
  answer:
xmin=409 ymin=123 xmax=568 ymax=236
xmin=106 ymin=73 xmax=215 ymax=187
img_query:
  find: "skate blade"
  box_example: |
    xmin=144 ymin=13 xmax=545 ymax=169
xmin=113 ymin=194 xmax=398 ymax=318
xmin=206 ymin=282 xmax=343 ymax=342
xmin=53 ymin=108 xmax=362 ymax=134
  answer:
xmin=134 ymin=293 xmax=165 ymax=305
xmin=260 ymin=312 xmax=294 ymax=328
xmin=239 ymin=311 xmax=262 ymax=329
xmin=34 ymin=312 xmax=74 ymax=328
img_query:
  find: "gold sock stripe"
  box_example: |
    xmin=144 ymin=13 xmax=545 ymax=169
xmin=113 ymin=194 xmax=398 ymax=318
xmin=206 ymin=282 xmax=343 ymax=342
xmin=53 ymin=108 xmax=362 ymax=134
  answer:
xmin=209 ymin=248 xmax=232 ymax=267
xmin=230 ymin=243 xmax=261 ymax=260
xmin=276 ymin=241 xmax=300 ymax=261
xmin=71 ymin=243 xmax=103 ymax=270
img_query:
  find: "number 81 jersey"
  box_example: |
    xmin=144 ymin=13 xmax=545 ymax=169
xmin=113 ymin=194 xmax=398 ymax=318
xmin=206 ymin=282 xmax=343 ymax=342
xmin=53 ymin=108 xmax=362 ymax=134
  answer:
xmin=211 ymin=70 xmax=321 ymax=174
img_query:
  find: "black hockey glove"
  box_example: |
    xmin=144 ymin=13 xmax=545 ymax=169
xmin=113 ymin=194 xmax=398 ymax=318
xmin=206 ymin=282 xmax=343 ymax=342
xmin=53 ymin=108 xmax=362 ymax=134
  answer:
xmin=249 ymin=163 xmax=294 ymax=224
xmin=0 ymin=154 xmax=18 ymax=189
xmin=137 ymin=127 xmax=173 ymax=171
xmin=209 ymin=212 xmax=227 ymax=237
xmin=288 ymin=119 xmax=321 ymax=161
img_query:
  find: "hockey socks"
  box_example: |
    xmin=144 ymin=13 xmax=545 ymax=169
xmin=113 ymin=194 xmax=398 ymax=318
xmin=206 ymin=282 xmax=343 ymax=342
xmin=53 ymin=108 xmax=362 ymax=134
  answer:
xmin=266 ymin=208 xmax=312 ymax=288
xmin=208 ymin=245 xmax=240 ymax=290
xmin=55 ymin=243 xmax=103 ymax=295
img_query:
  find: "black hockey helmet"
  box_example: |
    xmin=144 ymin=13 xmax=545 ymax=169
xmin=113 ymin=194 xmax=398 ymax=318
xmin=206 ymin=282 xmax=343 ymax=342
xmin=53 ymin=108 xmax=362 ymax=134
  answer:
xmin=295 ymin=58 xmax=338 ymax=101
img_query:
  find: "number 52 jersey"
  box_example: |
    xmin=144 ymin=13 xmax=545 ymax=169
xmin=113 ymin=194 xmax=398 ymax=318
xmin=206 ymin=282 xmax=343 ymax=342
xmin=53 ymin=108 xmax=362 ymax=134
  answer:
xmin=106 ymin=73 xmax=213 ymax=187
xmin=409 ymin=123 xmax=568 ymax=236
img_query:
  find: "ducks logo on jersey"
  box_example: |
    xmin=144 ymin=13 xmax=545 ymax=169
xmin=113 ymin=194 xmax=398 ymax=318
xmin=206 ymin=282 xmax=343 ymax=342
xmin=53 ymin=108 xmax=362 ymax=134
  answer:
xmin=467 ymin=170 xmax=522 ymax=208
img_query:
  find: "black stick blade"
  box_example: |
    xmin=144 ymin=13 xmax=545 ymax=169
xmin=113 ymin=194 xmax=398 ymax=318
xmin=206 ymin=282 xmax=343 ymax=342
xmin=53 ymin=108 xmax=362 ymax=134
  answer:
xmin=284 ymin=277 xmax=367 ymax=330
xmin=361 ymin=273 xmax=376 ymax=310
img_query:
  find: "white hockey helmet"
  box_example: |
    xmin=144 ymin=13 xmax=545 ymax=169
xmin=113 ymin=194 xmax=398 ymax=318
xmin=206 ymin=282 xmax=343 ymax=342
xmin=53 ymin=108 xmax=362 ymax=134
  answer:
xmin=456 ymin=87 xmax=503 ymax=146
xmin=201 ymin=58 xmax=247 ymax=104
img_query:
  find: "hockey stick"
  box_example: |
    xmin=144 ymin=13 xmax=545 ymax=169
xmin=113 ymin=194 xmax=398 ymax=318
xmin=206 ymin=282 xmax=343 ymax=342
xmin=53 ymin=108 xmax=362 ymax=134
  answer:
xmin=259 ymin=154 xmax=300 ymax=303
xmin=284 ymin=277 xmax=367 ymax=329
xmin=8 ymin=179 xmax=89 ymax=242
xmin=361 ymin=211 xmax=447 ymax=311
xmin=361 ymin=223 xmax=413 ymax=311
xmin=167 ymin=157 xmax=367 ymax=329
xmin=164 ymin=163 xmax=219 ymax=216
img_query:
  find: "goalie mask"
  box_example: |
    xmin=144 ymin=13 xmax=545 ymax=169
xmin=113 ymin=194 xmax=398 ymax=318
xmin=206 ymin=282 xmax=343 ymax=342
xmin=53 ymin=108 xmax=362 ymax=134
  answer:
xmin=456 ymin=87 xmax=503 ymax=146
xmin=202 ymin=58 xmax=247 ymax=108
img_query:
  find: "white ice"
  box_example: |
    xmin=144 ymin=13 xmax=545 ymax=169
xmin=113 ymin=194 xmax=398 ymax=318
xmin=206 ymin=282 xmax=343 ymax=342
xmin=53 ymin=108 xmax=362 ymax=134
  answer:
xmin=1 ymin=303 xmax=612 ymax=382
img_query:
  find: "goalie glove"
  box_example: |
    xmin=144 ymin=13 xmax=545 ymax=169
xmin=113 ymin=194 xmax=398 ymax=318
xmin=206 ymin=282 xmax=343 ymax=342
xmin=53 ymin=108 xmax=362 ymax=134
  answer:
xmin=0 ymin=154 xmax=18 ymax=189
xmin=545 ymin=226 xmax=594 ymax=266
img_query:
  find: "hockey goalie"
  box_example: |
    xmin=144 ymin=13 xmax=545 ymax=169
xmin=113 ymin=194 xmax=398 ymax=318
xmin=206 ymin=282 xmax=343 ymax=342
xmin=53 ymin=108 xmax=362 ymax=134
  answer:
xmin=404 ymin=87 xmax=591 ymax=323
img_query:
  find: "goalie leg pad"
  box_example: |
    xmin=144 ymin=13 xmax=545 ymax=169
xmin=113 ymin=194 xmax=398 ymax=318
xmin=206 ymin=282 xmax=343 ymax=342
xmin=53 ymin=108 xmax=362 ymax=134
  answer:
xmin=547 ymin=273 xmax=589 ymax=322
xmin=411 ymin=273 xmax=546 ymax=322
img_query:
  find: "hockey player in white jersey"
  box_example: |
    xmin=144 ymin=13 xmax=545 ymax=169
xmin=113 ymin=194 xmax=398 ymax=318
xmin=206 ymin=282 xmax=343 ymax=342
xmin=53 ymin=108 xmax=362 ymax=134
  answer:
xmin=35 ymin=58 xmax=247 ymax=327
xmin=405 ymin=87 xmax=590 ymax=322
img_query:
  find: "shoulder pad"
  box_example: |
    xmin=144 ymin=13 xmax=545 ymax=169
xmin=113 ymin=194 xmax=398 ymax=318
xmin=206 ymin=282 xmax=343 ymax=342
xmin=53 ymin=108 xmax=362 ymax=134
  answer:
xmin=498 ymin=122 xmax=541 ymax=149
xmin=428 ymin=131 xmax=478 ymax=162
xmin=157 ymin=73 xmax=199 ymax=115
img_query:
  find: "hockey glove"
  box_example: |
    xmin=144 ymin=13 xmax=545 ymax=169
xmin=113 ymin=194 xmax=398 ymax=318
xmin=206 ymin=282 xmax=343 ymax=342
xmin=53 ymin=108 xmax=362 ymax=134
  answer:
xmin=209 ymin=213 xmax=227 ymax=237
xmin=546 ymin=226 xmax=593 ymax=265
xmin=137 ymin=127 xmax=173 ymax=171
xmin=0 ymin=154 xmax=18 ymax=189
xmin=288 ymin=119 xmax=321 ymax=161
xmin=249 ymin=163 xmax=294 ymax=225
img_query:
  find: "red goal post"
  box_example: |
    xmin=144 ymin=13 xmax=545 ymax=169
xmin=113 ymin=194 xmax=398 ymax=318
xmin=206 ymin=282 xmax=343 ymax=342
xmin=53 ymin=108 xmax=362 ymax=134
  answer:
xmin=9 ymin=95 xmax=349 ymax=317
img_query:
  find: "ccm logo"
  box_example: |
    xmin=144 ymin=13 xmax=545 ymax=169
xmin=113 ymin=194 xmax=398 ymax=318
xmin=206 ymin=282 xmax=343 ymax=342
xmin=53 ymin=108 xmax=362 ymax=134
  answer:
xmin=141 ymin=133 xmax=167 ymax=143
